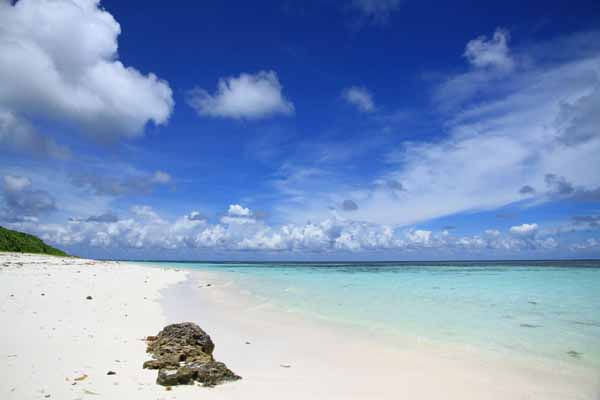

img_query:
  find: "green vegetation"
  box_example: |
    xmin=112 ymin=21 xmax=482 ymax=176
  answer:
xmin=0 ymin=226 xmax=68 ymax=256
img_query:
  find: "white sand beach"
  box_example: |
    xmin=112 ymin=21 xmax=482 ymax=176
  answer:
xmin=1 ymin=253 xmax=598 ymax=400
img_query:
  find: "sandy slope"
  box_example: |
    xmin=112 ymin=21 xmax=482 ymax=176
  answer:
xmin=1 ymin=253 xmax=598 ymax=400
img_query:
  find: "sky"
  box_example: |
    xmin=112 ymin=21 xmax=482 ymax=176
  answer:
xmin=1 ymin=0 xmax=600 ymax=260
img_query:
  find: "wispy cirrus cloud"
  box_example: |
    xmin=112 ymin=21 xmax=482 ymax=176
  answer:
xmin=342 ymin=86 xmax=376 ymax=113
xmin=350 ymin=0 xmax=402 ymax=24
xmin=270 ymin=29 xmax=600 ymax=228
xmin=71 ymin=169 xmax=173 ymax=197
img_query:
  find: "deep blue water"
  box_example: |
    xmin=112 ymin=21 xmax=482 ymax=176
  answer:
xmin=133 ymin=260 xmax=600 ymax=368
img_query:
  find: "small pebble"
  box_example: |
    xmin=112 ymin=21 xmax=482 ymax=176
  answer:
xmin=107 ymin=371 xmax=116 ymax=375
xmin=567 ymin=350 xmax=582 ymax=358
xmin=86 ymin=296 xmax=93 ymax=300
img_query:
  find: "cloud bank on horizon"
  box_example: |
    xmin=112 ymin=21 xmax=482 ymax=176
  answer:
xmin=0 ymin=0 xmax=599 ymax=259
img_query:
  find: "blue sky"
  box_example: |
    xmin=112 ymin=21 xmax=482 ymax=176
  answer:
xmin=1 ymin=0 xmax=600 ymax=260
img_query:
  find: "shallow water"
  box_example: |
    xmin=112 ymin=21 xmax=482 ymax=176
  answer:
xmin=135 ymin=260 xmax=600 ymax=369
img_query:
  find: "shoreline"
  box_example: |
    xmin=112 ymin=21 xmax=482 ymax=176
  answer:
xmin=160 ymin=266 xmax=600 ymax=399
xmin=141 ymin=261 xmax=600 ymax=371
xmin=176 ymin=267 xmax=597 ymax=364
xmin=1 ymin=253 xmax=598 ymax=399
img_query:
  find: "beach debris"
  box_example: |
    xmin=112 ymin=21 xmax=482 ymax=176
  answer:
xmin=86 ymin=296 xmax=93 ymax=300
xmin=567 ymin=350 xmax=582 ymax=359
xmin=569 ymin=320 xmax=600 ymax=327
xmin=74 ymin=374 xmax=88 ymax=381
xmin=83 ymin=389 xmax=99 ymax=395
xmin=143 ymin=322 xmax=241 ymax=387
xmin=519 ymin=323 xmax=542 ymax=328
xmin=106 ymin=371 xmax=116 ymax=375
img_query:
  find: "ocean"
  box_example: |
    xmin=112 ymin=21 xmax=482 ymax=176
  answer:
xmin=135 ymin=260 xmax=600 ymax=369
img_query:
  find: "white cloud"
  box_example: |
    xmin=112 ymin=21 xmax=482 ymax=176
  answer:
xmin=3 ymin=175 xmax=31 ymax=193
xmin=228 ymin=204 xmax=252 ymax=217
xmin=152 ymin=170 xmax=172 ymax=184
xmin=464 ymin=28 xmax=514 ymax=71
xmin=406 ymin=229 xmax=432 ymax=245
xmin=3 ymin=203 xmax=577 ymax=255
xmin=570 ymin=238 xmax=599 ymax=251
xmin=130 ymin=205 xmax=163 ymax=222
xmin=187 ymin=211 xmax=205 ymax=221
xmin=187 ymin=71 xmax=294 ymax=119
xmin=0 ymin=0 xmax=174 ymax=144
xmin=509 ymin=223 xmax=539 ymax=236
xmin=342 ymin=86 xmax=375 ymax=112
xmin=221 ymin=204 xmax=256 ymax=225
xmin=276 ymin=30 xmax=600 ymax=228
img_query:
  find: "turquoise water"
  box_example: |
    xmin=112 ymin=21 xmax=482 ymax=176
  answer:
xmin=137 ymin=260 xmax=600 ymax=368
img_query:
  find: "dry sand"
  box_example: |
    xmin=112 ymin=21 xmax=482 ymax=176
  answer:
xmin=1 ymin=253 xmax=598 ymax=399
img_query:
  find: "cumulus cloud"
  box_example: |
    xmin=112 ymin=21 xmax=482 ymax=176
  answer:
xmin=509 ymin=223 xmax=538 ymax=236
xmin=71 ymin=169 xmax=172 ymax=196
xmin=5 ymin=204 xmax=571 ymax=256
xmin=0 ymin=0 xmax=173 ymax=146
xmin=464 ymin=28 xmax=514 ymax=71
xmin=187 ymin=211 xmax=206 ymax=221
xmin=342 ymin=86 xmax=375 ymax=112
xmin=1 ymin=175 xmax=55 ymax=220
xmin=406 ymin=229 xmax=432 ymax=246
xmin=187 ymin=71 xmax=294 ymax=119
xmin=221 ymin=204 xmax=256 ymax=225
xmin=350 ymin=0 xmax=401 ymax=24
xmin=228 ymin=204 xmax=252 ymax=217
xmin=570 ymin=238 xmax=599 ymax=251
